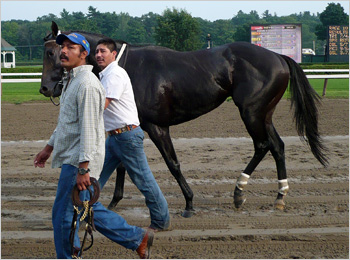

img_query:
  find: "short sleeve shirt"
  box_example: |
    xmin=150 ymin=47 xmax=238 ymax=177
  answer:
xmin=99 ymin=61 xmax=140 ymax=131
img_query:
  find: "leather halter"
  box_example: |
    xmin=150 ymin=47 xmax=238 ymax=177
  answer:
xmin=43 ymin=39 xmax=63 ymax=106
xmin=71 ymin=177 xmax=100 ymax=206
xmin=69 ymin=177 xmax=100 ymax=258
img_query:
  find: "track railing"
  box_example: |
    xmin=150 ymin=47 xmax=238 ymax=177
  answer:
xmin=1 ymin=70 xmax=349 ymax=96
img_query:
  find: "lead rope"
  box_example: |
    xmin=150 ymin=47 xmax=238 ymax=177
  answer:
xmin=50 ymin=95 xmax=60 ymax=106
xmin=74 ymin=201 xmax=90 ymax=222
xmin=70 ymin=179 xmax=100 ymax=259
xmin=71 ymin=201 xmax=95 ymax=259
xmin=49 ymin=70 xmax=68 ymax=107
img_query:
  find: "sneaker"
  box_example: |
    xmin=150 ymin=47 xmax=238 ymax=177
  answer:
xmin=136 ymin=230 xmax=154 ymax=259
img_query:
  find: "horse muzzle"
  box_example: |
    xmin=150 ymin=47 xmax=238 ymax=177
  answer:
xmin=40 ymin=80 xmax=63 ymax=98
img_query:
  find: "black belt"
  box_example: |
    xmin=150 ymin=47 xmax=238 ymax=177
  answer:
xmin=107 ymin=125 xmax=138 ymax=135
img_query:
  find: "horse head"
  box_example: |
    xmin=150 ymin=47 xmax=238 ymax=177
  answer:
xmin=41 ymin=21 xmax=64 ymax=97
xmin=41 ymin=21 xmax=129 ymax=98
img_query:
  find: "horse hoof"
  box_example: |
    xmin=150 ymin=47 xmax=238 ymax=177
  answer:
xmin=274 ymin=199 xmax=285 ymax=210
xmin=234 ymin=195 xmax=246 ymax=208
xmin=182 ymin=209 xmax=195 ymax=218
xmin=107 ymin=201 xmax=118 ymax=210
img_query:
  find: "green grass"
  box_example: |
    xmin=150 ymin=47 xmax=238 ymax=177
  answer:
xmin=309 ymin=78 xmax=349 ymax=98
xmin=283 ymin=78 xmax=349 ymax=99
xmin=1 ymin=79 xmax=349 ymax=104
xmin=1 ymin=82 xmax=50 ymax=104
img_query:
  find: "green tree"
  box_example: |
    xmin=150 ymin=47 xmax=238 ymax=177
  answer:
xmin=210 ymin=19 xmax=234 ymax=45
xmin=232 ymin=10 xmax=260 ymax=26
xmin=232 ymin=10 xmax=261 ymax=42
xmin=315 ymin=3 xmax=349 ymax=41
xmin=36 ymin=13 xmax=59 ymax=23
xmin=155 ymin=8 xmax=201 ymax=51
xmin=1 ymin=5 xmax=334 ymax=61
xmin=196 ymin=17 xmax=214 ymax=48
xmin=115 ymin=12 xmax=131 ymax=40
xmin=140 ymin=12 xmax=159 ymax=44
xmin=127 ymin=18 xmax=147 ymax=43
xmin=1 ymin=21 xmax=19 ymax=45
xmin=233 ymin=25 xmax=251 ymax=42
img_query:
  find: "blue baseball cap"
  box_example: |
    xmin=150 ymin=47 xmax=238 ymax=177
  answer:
xmin=56 ymin=33 xmax=90 ymax=55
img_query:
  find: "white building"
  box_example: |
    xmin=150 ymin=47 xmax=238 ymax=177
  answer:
xmin=1 ymin=38 xmax=16 ymax=68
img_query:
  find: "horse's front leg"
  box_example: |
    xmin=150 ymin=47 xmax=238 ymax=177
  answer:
xmin=143 ymin=123 xmax=194 ymax=218
xmin=108 ymin=164 xmax=126 ymax=210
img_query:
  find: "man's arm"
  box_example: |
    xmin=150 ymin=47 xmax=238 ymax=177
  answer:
xmin=34 ymin=144 xmax=53 ymax=168
xmin=105 ymin=97 xmax=113 ymax=109
xmin=77 ymin=78 xmax=104 ymax=190
xmin=34 ymin=126 xmax=57 ymax=168
xmin=76 ymin=161 xmax=91 ymax=191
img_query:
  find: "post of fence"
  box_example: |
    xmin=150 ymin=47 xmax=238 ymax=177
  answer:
xmin=322 ymin=79 xmax=328 ymax=97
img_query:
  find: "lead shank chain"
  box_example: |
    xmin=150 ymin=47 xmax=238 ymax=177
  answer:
xmin=74 ymin=201 xmax=90 ymax=222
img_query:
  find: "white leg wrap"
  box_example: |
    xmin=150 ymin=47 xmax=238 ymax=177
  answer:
xmin=278 ymin=179 xmax=289 ymax=196
xmin=236 ymin=173 xmax=250 ymax=190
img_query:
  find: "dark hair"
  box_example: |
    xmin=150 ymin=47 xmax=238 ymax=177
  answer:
xmin=78 ymin=45 xmax=89 ymax=63
xmin=97 ymin=38 xmax=117 ymax=53
xmin=79 ymin=45 xmax=85 ymax=53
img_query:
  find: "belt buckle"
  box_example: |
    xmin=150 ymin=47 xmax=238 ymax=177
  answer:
xmin=110 ymin=125 xmax=135 ymax=136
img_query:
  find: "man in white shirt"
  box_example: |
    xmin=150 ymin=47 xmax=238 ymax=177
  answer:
xmin=95 ymin=38 xmax=170 ymax=231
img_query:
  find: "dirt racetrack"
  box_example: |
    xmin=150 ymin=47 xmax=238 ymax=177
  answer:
xmin=1 ymin=99 xmax=349 ymax=259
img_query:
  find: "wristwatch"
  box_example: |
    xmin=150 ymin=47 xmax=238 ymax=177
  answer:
xmin=78 ymin=168 xmax=90 ymax=175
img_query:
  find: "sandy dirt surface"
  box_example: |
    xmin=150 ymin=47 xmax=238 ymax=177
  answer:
xmin=1 ymin=99 xmax=349 ymax=259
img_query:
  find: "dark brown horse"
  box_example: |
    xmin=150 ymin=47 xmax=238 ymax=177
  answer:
xmin=41 ymin=21 xmax=327 ymax=217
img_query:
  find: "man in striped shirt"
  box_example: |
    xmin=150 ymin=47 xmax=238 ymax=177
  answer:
xmin=34 ymin=33 xmax=153 ymax=259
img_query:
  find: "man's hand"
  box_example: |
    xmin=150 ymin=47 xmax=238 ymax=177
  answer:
xmin=76 ymin=173 xmax=91 ymax=191
xmin=34 ymin=145 xmax=53 ymax=168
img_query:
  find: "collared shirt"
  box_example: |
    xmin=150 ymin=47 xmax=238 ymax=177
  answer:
xmin=99 ymin=61 xmax=140 ymax=131
xmin=48 ymin=65 xmax=106 ymax=179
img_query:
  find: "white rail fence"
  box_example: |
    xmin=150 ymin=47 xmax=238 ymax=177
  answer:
xmin=1 ymin=70 xmax=349 ymax=96
xmin=303 ymin=69 xmax=349 ymax=96
xmin=1 ymin=73 xmax=42 ymax=83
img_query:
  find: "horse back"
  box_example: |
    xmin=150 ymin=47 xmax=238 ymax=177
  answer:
xmin=123 ymin=42 xmax=289 ymax=126
xmin=124 ymin=45 xmax=239 ymax=125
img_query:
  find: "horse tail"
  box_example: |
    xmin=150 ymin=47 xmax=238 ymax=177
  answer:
xmin=281 ymin=55 xmax=328 ymax=167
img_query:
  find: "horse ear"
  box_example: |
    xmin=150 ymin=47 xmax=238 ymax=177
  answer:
xmin=51 ymin=21 xmax=59 ymax=37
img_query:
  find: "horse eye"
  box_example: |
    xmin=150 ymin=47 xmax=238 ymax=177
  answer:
xmin=47 ymin=50 xmax=54 ymax=57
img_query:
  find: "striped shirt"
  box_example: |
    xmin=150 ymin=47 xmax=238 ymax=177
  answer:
xmin=48 ymin=65 xmax=106 ymax=179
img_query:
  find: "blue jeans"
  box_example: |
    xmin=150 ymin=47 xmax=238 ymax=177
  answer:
xmin=52 ymin=164 xmax=145 ymax=259
xmin=99 ymin=126 xmax=170 ymax=230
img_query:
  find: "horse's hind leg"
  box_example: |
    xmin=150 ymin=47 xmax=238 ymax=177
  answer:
xmin=233 ymin=109 xmax=271 ymax=208
xmin=266 ymin=123 xmax=289 ymax=210
xmin=234 ymin=107 xmax=289 ymax=210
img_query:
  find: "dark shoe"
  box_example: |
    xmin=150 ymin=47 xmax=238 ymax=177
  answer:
xmin=136 ymin=230 xmax=154 ymax=259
